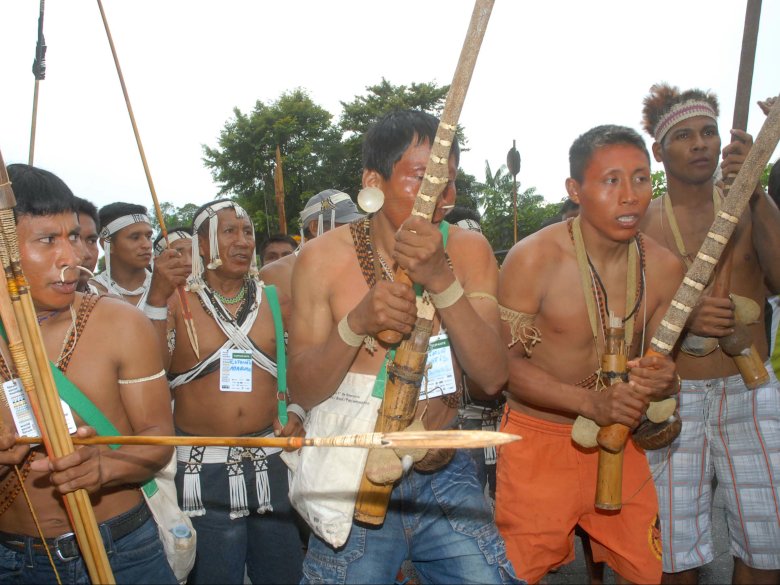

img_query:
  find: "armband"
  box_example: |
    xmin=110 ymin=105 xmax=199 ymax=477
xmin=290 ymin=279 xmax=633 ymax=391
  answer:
xmin=337 ymin=315 xmax=365 ymax=348
xmin=465 ymin=291 xmax=498 ymax=304
xmin=286 ymin=403 xmax=307 ymax=422
xmin=430 ymin=279 xmax=464 ymax=309
xmin=499 ymin=305 xmax=542 ymax=356
xmin=143 ymin=303 xmax=168 ymax=321
xmin=118 ymin=369 xmax=167 ymax=385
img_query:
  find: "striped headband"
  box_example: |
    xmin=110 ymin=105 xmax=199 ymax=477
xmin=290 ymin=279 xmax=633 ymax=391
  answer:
xmin=654 ymin=100 xmax=718 ymax=143
xmin=99 ymin=213 xmax=151 ymax=239
xmin=154 ymin=230 xmax=191 ymax=255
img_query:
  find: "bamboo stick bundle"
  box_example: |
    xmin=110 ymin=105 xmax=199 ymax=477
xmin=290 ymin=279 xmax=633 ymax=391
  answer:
xmin=354 ymin=0 xmax=495 ymax=525
xmin=0 ymin=152 xmax=115 ymax=583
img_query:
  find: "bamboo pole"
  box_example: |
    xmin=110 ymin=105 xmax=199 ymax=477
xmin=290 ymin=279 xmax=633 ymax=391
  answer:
xmin=597 ymin=95 xmax=780 ymax=454
xmin=95 ymin=0 xmax=200 ymax=360
xmin=355 ymin=0 xmax=495 ymax=525
xmin=16 ymin=429 xmax=521 ymax=451
xmin=0 ymin=153 xmax=114 ymax=582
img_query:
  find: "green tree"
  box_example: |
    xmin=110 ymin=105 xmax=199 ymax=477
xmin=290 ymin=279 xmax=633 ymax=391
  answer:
xmin=202 ymin=89 xmax=345 ymax=239
xmin=337 ymin=78 xmax=451 ymax=196
xmin=149 ymin=202 xmax=200 ymax=234
xmin=651 ymin=170 xmax=667 ymax=199
xmin=474 ymin=161 xmax=559 ymax=256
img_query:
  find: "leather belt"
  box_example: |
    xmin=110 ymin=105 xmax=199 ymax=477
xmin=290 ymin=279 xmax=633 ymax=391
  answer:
xmin=0 ymin=501 xmax=151 ymax=561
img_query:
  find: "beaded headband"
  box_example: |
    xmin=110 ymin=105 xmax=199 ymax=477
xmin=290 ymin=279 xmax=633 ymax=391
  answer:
xmin=153 ymin=230 xmax=192 ymax=256
xmin=654 ymin=100 xmax=718 ymax=143
xmin=99 ymin=213 xmax=151 ymax=294
xmin=299 ymin=191 xmax=351 ymax=242
xmin=455 ymin=218 xmax=482 ymax=233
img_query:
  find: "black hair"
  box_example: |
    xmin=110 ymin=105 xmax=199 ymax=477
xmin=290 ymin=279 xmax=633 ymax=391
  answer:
xmin=98 ymin=202 xmax=148 ymax=230
xmin=362 ymin=110 xmax=460 ymax=179
xmin=768 ymin=160 xmax=780 ymax=208
xmin=259 ymin=233 xmax=298 ymax=257
xmin=154 ymin=225 xmax=192 ymax=249
xmin=561 ymin=199 xmax=580 ymax=214
xmin=569 ymin=125 xmax=650 ymax=183
xmin=74 ymin=197 xmax=100 ymax=232
xmin=445 ymin=206 xmax=481 ymax=225
xmin=8 ymin=164 xmax=78 ymax=221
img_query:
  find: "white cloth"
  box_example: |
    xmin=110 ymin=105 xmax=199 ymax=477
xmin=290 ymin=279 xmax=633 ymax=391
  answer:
xmin=283 ymin=372 xmax=381 ymax=548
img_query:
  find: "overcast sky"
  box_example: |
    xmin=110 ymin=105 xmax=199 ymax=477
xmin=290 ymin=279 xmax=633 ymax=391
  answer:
xmin=1 ymin=1 xmax=778 ymax=219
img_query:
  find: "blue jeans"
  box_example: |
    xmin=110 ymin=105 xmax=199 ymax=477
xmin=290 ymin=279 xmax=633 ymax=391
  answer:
xmin=302 ymin=450 xmax=522 ymax=584
xmin=175 ymin=444 xmax=304 ymax=584
xmin=0 ymin=506 xmax=176 ymax=584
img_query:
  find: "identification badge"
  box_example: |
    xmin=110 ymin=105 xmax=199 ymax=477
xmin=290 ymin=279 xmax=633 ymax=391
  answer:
xmin=219 ymin=349 xmax=253 ymax=392
xmin=2 ymin=378 xmax=77 ymax=437
xmin=421 ymin=333 xmax=457 ymax=399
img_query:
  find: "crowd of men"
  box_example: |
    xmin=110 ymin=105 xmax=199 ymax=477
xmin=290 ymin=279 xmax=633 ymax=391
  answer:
xmin=0 ymin=84 xmax=778 ymax=585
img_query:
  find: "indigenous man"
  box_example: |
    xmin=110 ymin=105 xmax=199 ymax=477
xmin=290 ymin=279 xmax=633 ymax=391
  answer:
xmin=496 ymin=125 xmax=682 ymax=584
xmin=258 ymin=233 xmax=297 ymax=266
xmin=91 ymin=202 xmax=154 ymax=307
xmin=153 ymin=225 xmax=192 ymax=267
xmin=74 ymin=196 xmax=100 ymax=294
xmin=261 ymin=190 xmax=363 ymax=293
xmin=0 ymin=164 xmax=176 ymax=583
xmin=286 ymin=110 xmax=518 ymax=584
xmin=147 ymin=199 xmax=305 ymax=584
xmin=639 ymin=84 xmax=780 ymax=584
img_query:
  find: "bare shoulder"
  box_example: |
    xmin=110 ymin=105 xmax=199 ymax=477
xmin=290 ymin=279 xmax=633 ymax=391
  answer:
xmin=260 ymin=253 xmax=296 ymax=297
xmin=88 ymin=294 xmax=158 ymax=339
xmin=294 ymin=225 xmax=354 ymax=278
xmin=640 ymin=196 xmax=663 ymax=239
xmin=501 ymin=222 xmax=568 ymax=279
xmin=641 ymin=231 xmax=682 ymax=278
xmin=445 ymin=225 xmax=496 ymax=268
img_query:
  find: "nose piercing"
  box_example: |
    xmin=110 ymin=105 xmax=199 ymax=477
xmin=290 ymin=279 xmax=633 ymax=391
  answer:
xmin=60 ymin=265 xmax=94 ymax=281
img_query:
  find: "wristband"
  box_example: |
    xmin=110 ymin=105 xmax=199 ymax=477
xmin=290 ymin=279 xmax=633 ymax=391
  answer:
xmin=286 ymin=403 xmax=307 ymax=422
xmin=143 ymin=302 xmax=168 ymax=321
xmin=430 ymin=278 xmax=464 ymax=309
xmin=337 ymin=315 xmax=365 ymax=348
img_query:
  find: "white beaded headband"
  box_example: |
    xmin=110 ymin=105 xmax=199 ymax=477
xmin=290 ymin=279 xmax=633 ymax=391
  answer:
xmin=99 ymin=213 xmax=151 ymax=293
xmin=154 ymin=230 xmax=191 ymax=255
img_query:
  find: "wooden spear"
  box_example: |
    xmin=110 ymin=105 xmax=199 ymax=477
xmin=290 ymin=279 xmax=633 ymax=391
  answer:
xmin=96 ymin=0 xmax=200 ymax=360
xmin=598 ymin=95 xmax=780 ymax=454
xmin=274 ymin=145 xmax=287 ymax=234
xmin=355 ymin=0 xmax=494 ymax=525
xmin=28 ymin=0 xmax=46 ymax=166
xmin=507 ymin=140 xmax=521 ymax=244
xmin=16 ymin=429 xmax=521 ymax=451
xmin=709 ymin=0 xmax=767 ymax=388
xmin=0 ymin=151 xmax=115 ymax=583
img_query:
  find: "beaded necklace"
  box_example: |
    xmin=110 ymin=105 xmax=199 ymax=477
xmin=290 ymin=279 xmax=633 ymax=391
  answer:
xmin=211 ymin=281 xmax=248 ymax=305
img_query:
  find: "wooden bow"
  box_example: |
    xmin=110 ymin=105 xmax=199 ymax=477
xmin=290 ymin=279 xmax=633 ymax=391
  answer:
xmin=0 ymin=149 xmax=115 ymax=583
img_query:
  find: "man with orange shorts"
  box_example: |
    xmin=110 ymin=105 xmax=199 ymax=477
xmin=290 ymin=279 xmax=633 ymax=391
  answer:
xmin=496 ymin=124 xmax=682 ymax=583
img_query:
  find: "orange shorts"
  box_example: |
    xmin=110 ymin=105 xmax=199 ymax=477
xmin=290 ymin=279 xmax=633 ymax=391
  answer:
xmin=496 ymin=409 xmax=662 ymax=584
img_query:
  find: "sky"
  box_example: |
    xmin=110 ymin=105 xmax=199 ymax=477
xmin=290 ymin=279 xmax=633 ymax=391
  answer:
xmin=1 ymin=1 xmax=779 ymax=218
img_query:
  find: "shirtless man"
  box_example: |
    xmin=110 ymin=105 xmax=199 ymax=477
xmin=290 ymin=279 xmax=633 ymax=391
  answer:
xmin=259 ymin=233 xmax=296 ymax=266
xmin=639 ymin=84 xmax=780 ymax=585
xmin=496 ymin=125 xmax=682 ymax=584
xmin=260 ymin=189 xmax=363 ymax=301
xmin=74 ymin=196 xmax=100 ymax=293
xmin=0 ymin=164 xmax=175 ymax=583
xmin=91 ymin=202 xmax=154 ymax=307
xmin=287 ymin=110 xmax=518 ymax=584
xmin=153 ymin=225 xmax=192 ymax=267
xmin=147 ymin=199 xmax=304 ymax=584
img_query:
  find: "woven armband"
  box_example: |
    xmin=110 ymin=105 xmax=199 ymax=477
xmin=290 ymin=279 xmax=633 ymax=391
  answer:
xmin=337 ymin=315 xmax=365 ymax=348
xmin=143 ymin=303 xmax=168 ymax=321
xmin=499 ymin=305 xmax=542 ymax=356
xmin=430 ymin=279 xmax=464 ymax=309
xmin=465 ymin=291 xmax=498 ymax=304
xmin=286 ymin=403 xmax=307 ymax=422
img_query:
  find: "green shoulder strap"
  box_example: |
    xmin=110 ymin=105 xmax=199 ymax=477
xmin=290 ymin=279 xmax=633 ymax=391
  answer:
xmin=263 ymin=285 xmax=289 ymax=425
xmin=413 ymin=221 xmax=450 ymax=297
xmin=0 ymin=322 xmax=158 ymax=497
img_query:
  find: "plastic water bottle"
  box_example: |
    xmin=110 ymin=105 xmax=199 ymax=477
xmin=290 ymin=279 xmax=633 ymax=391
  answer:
xmin=170 ymin=523 xmax=192 ymax=551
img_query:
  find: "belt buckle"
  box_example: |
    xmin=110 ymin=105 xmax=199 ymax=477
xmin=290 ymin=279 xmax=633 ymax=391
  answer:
xmin=53 ymin=531 xmax=79 ymax=562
